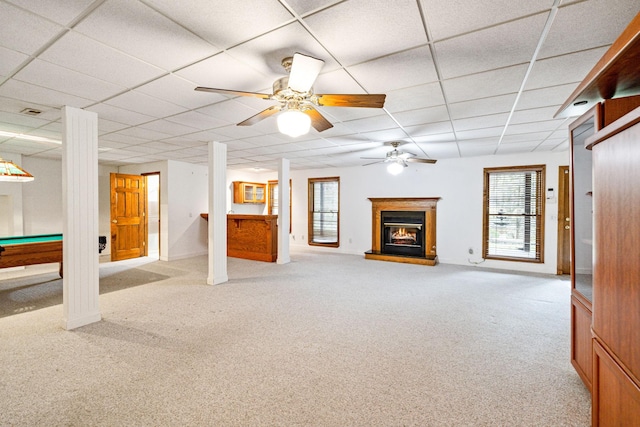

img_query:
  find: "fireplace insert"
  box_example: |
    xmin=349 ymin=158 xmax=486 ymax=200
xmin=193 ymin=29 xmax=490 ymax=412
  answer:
xmin=381 ymin=210 xmax=425 ymax=257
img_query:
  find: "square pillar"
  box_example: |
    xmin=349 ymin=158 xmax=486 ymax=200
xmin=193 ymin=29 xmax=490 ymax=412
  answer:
xmin=208 ymin=141 xmax=228 ymax=284
xmin=61 ymin=106 xmax=101 ymax=330
xmin=277 ymin=158 xmax=290 ymax=264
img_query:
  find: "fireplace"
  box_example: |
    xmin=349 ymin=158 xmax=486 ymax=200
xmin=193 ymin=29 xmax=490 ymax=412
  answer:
xmin=365 ymin=197 xmax=439 ymax=266
xmin=381 ymin=211 xmax=425 ymax=257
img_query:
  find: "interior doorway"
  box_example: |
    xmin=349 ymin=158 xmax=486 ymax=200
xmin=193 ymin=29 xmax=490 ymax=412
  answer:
xmin=144 ymin=172 xmax=160 ymax=259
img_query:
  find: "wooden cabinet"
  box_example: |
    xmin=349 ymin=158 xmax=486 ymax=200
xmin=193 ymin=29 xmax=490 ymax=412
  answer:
xmin=233 ymin=181 xmax=266 ymax=204
xmin=557 ymin=13 xmax=640 ymax=424
xmin=587 ymin=108 xmax=640 ymax=425
xmin=227 ymin=214 xmax=277 ymax=262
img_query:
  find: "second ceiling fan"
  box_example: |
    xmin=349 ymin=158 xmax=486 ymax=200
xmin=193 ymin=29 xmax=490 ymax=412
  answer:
xmin=195 ymin=52 xmax=386 ymax=136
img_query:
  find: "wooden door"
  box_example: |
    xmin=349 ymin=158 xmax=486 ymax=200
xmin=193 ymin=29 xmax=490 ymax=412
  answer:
xmin=110 ymin=173 xmax=147 ymax=261
xmin=557 ymin=166 xmax=571 ymax=274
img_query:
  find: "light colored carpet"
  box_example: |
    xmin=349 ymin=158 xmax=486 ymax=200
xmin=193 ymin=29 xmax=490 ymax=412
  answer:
xmin=0 ymin=250 xmax=590 ymax=426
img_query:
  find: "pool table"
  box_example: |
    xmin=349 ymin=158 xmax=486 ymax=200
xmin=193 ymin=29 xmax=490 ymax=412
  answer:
xmin=0 ymin=234 xmax=107 ymax=277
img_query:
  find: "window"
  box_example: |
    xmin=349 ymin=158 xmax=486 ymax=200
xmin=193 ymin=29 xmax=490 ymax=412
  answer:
xmin=308 ymin=177 xmax=339 ymax=247
xmin=483 ymin=165 xmax=545 ymax=262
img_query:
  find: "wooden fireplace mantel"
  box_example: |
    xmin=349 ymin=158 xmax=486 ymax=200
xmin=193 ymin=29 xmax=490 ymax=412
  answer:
xmin=365 ymin=197 xmax=440 ymax=266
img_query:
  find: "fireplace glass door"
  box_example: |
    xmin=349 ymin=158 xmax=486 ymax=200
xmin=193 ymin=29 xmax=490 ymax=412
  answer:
xmin=381 ymin=211 xmax=425 ymax=256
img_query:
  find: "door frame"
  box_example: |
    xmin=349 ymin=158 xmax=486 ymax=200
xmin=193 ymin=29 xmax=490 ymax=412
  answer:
xmin=142 ymin=171 xmax=160 ymax=258
xmin=557 ymin=165 xmax=571 ymax=275
xmin=110 ymin=173 xmax=148 ymax=261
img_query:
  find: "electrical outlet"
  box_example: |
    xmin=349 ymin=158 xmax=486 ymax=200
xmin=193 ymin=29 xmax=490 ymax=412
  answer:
xmin=468 ymin=247 xmax=474 ymax=255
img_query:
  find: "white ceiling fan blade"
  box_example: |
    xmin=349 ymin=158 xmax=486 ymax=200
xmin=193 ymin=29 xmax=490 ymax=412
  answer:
xmin=288 ymin=53 xmax=324 ymax=93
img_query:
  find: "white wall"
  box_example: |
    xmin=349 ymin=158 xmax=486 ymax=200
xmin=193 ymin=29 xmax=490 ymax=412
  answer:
xmin=278 ymin=150 xmax=569 ymax=274
xmin=0 ymin=152 xmax=25 ymax=236
xmin=120 ymin=160 xmax=209 ymax=261
xmin=8 ymin=149 xmax=571 ymax=275
xmin=21 ymin=157 xmax=63 ymax=235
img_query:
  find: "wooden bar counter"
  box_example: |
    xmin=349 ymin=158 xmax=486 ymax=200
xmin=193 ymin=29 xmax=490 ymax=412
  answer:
xmin=201 ymin=213 xmax=278 ymax=262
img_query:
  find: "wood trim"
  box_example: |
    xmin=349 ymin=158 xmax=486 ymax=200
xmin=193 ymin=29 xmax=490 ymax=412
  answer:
xmin=586 ymin=105 xmax=640 ymax=149
xmin=557 ymin=166 xmax=570 ymax=275
xmin=482 ymin=165 xmax=546 ymax=263
xmin=308 ymin=177 xmax=340 ymax=248
xmin=367 ymin=197 xmax=439 ymax=265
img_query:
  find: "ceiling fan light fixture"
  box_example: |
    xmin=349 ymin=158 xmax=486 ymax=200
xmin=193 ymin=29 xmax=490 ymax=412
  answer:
xmin=0 ymin=157 xmax=34 ymax=182
xmin=387 ymin=160 xmax=405 ymax=175
xmin=277 ymin=109 xmax=311 ymax=137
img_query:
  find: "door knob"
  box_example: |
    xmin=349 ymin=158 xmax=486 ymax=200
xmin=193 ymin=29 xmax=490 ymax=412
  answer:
xmin=112 ymin=220 xmax=118 ymax=223
xmin=565 ymin=225 xmax=570 ymax=230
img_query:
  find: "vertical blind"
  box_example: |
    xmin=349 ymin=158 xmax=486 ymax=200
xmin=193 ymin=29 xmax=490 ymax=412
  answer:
xmin=484 ymin=167 xmax=544 ymax=261
xmin=309 ymin=178 xmax=339 ymax=245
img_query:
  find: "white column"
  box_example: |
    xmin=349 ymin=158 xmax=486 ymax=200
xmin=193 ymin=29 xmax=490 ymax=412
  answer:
xmin=61 ymin=106 xmax=101 ymax=330
xmin=277 ymin=158 xmax=290 ymax=264
xmin=207 ymin=141 xmax=228 ymax=285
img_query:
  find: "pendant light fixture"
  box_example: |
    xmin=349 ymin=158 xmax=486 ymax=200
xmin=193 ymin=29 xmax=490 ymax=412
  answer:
xmin=0 ymin=157 xmax=34 ymax=182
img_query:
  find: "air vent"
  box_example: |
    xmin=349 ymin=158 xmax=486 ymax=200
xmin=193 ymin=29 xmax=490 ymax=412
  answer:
xmin=20 ymin=108 xmax=43 ymax=116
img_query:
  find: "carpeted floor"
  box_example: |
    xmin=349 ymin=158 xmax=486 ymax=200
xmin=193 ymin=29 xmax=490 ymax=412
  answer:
xmin=0 ymin=250 xmax=590 ymax=426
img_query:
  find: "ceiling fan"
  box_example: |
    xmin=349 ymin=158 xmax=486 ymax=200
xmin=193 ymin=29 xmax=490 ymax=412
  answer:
xmin=195 ymin=52 xmax=386 ymax=136
xmin=361 ymin=141 xmax=437 ymax=174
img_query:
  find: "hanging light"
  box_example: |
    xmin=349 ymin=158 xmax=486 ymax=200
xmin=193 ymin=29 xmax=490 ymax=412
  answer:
xmin=0 ymin=157 xmax=34 ymax=182
xmin=387 ymin=160 xmax=406 ymax=175
xmin=277 ymin=108 xmax=311 ymax=137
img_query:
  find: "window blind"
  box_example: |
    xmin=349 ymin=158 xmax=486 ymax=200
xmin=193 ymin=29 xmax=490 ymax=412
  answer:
xmin=309 ymin=178 xmax=339 ymax=245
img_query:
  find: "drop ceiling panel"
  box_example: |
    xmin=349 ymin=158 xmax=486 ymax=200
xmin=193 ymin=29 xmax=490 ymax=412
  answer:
xmin=176 ymin=52 xmax=272 ymax=93
xmin=0 ymin=79 xmax=94 ymax=109
xmin=304 ymin=0 xmax=427 ymax=66
xmin=442 ymin=64 xmax=528 ymax=103
xmin=112 ymin=126 xmax=173 ymax=142
xmin=435 ymin=13 xmax=548 ymax=79
xmin=414 ymin=142 xmax=461 ymax=159
xmin=74 ymin=0 xmax=219 ymax=71
xmin=145 ymin=0 xmax=293 ymax=50
xmin=510 ymin=106 xmax=560 ymax=124
xmin=86 ymin=103 xmax=156 ymax=126
xmin=384 ymin=82 xmax=446 ymax=113
xmin=105 ymin=91 xmax=187 ymax=119
xmin=453 ymin=113 xmax=509 ymax=132
xmin=394 ymin=105 xmax=451 ymax=127
xmin=285 ymin=0 xmax=343 ymax=16
xmin=164 ymin=111 xmax=228 ymax=131
xmin=0 ymin=46 xmax=28 ymax=77
xmin=448 ymin=94 xmax=517 ymax=120
xmin=39 ymin=31 xmax=165 ymax=88
xmin=15 ymin=59 xmax=125 ymax=101
xmin=0 ymin=0 xmax=635 ymax=169
xmin=405 ymin=121 xmax=453 ymax=138
xmin=420 ymin=0 xmax=552 ymax=41
xmin=517 ymin=83 xmax=578 ymax=110
xmin=505 ymin=119 xmax=566 ymax=134
xmin=538 ymin=0 xmax=639 ymax=59
xmin=138 ymin=119 xmax=201 ymax=137
xmin=347 ymin=45 xmax=438 ymax=93
xmin=0 ymin=2 xmax=63 ymax=55
xmin=226 ymin=22 xmax=337 ymax=77
xmin=136 ymin=75 xmax=222 ymax=109
xmin=196 ymin=100 xmax=264 ymax=126
xmin=524 ymin=47 xmax=609 ymax=91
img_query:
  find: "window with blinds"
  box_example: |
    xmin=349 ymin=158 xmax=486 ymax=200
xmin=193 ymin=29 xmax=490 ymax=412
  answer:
xmin=483 ymin=165 xmax=545 ymax=262
xmin=308 ymin=177 xmax=339 ymax=247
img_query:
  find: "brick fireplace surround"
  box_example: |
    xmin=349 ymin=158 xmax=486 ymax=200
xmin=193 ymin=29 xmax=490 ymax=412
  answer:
xmin=365 ymin=197 xmax=439 ymax=266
